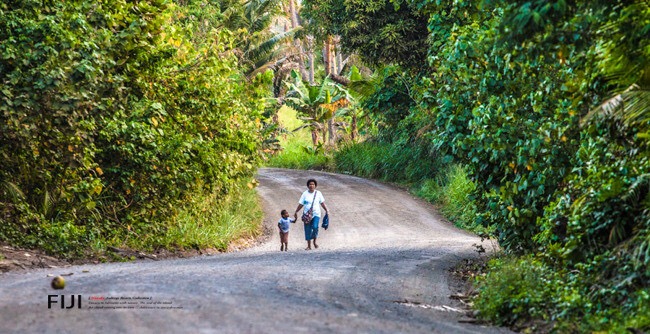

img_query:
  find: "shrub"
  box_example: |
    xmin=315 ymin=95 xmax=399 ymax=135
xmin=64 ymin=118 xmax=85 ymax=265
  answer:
xmin=474 ymin=256 xmax=557 ymax=330
xmin=0 ymin=0 xmax=267 ymax=258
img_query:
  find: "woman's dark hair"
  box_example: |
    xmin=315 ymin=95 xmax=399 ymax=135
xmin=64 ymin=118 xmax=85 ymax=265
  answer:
xmin=306 ymin=179 xmax=317 ymax=187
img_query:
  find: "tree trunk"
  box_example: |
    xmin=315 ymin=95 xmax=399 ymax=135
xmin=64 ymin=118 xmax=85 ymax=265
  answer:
xmin=306 ymin=36 xmax=315 ymax=85
xmin=328 ymin=118 xmax=336 ymax=146
xmin=334 ymin=36 xmax=343 ymax=75
xmin=322 ymin=35 xmax=336 ymax=146
xmin=323 ymin=36 xmax=331 ymax=77
xmin=351 ymin=111 xmax=358 ymax=142
xmin=311 ymin=128 xmax=319 ymax=147
xmin=330 ymin=73 xmax=350 ymax=86
xmin=289 ymin=0 xmax=309 ymax=82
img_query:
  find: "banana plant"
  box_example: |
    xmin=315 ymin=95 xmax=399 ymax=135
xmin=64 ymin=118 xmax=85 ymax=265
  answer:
xmin=283 ymin=70 xmax=345 ymax=146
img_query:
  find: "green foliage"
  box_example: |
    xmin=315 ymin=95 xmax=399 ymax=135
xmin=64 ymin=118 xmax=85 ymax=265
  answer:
xmin=425 ymin=1 xmax=598 ymax=253
xmin=360 ymin=66 xmax=418 ymax=135
xmin=213 ymin=0 xmax=297 ymax=76
xmin=530 ymin=120 xmax=650 ymax=332
xmin=474 ymin=256 xmax=557 ymax=330
xmin=302 ymin=0 xmax=430 ymax=70
xmin=266 ymin=106 xmax=332 ymax=170
xmin=417 ymin=165 xmax=486 ymax=233
xmin=144 ymin=181 xmax=263 ymax=252
xmin=476 ymin=253 xmax=650 ymax=333
xmin=284 ymin=70 xmax=347 ymax=146
xmin=419 ymin=0 xmax=649 ymax=330
xmin=335 ymin=138 xmax=442 ymax=183
xmin=334 ymin=141 xmax=388 ymax=179
xmin=314 ymin=0 xmax=649 ymax=330
xmin=267 ymin=144 xmax=332 ymax=170
xmin=0 ymin=0 xmax=269 ymax=258
xmin=284 ymin=70 xmax=338 ymax=123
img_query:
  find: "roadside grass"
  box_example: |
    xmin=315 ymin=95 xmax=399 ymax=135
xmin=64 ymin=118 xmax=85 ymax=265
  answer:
xmin=115 ymin=182 xmax=263 ymax=252
xmin=266 ymin=106 xmax=332 ymax=170
xmin=333 ymin=140 xmax=387 ymax=179
xmin=416 ymin=165 xmax=491 ymax=235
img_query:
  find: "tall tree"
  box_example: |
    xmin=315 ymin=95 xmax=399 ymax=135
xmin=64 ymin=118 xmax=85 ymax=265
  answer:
xmin=302 ymin=0 xmax=430 ymax=71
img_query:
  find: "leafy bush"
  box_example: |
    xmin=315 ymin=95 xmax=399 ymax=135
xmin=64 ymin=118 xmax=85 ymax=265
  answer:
xmin=529 ymin=119 xmax=650 ymax=332
xmin=422 ymin=2 xmax=597 ymax=253
xmin=0 ymin=0 xmax=268 ymax=258
xmin=475 ymin=256 xmax=557 ymax=330
xmin=308 ymin=0 xmax=650 ymax=331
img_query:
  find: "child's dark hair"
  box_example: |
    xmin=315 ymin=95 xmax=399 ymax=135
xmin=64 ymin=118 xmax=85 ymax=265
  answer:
xmin=306 ymin=179 xmax=317 ymax=187
xmin=280 ymin=209 xmax=288 ymax=215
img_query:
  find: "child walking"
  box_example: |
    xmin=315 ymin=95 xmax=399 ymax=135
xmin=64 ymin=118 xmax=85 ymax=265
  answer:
xmin=278 ymin=209 xmax=296 ymax=251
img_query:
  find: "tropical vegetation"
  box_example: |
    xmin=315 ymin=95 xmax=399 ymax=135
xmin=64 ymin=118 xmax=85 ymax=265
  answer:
xmin=0 ymin=0 xmax=273 ymax=257
xmin=299 ymin=0 xmax=650 ymax=332
xmin=1 ymin=0 xmax=648 ymax=332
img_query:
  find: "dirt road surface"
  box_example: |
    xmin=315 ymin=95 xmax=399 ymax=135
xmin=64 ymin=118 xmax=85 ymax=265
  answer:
xmin=0 ymin=168 xmax=511 ymax=333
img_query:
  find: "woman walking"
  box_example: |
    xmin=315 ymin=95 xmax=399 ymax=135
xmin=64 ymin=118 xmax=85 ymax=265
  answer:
xmin=294 ymin=179 xmax=329 ymax=250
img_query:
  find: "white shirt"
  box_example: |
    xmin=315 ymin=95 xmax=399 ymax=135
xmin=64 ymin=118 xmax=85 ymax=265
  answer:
xmin=278 ymin=217 xmax=295 ymax=233
xmin=299 ymin=190 xmax=325 ymax=217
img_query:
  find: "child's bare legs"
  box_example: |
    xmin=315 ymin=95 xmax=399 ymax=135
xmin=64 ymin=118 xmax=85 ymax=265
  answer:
xmin=313 ymin=237 xmax=318 ymax=249
xmin=279 ymin=230 xmax=284 ymax=251
xmin=280 ymin=230 xmax=292 ymax=251
xmin=305 ymin=240 xmax=312 ymax=250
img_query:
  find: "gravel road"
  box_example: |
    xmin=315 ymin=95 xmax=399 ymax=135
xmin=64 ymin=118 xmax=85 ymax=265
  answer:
xmin=0 ymin=168 xmax=511 ymax=333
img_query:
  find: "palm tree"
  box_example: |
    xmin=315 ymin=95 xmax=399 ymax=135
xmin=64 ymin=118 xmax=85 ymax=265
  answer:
xmin=582 ymin=1 xmax=650 ymax=138
xmin=219 ymin=0 xmax=298 ymax=77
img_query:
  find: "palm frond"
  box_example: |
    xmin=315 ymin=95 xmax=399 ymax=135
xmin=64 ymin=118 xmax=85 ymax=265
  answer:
xmin=247 ymin=53 xmax=297 ymax=78
xmin=221 ymin=5 xmax=245 ymax=30
xmin=284 ymin=95 xmax=307 ymax=110
xmin=292 ymin=121 xmax=323 ymax=132
xmin=1 ymin=180 xmax=25 ymax=203
xmin=244 ymin=27 xmax=301 ymax=62
xmin=243 ymin=0 xmax=280 ymax=32
xmin=622 ymin=173 xmax=650 ymax=205
xmin=582 ymin=84 xmax=650 ymax=130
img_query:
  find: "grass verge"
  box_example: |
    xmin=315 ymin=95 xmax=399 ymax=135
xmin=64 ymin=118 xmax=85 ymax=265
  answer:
xmin=116 ymin=182 xmax=263 ymax=252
